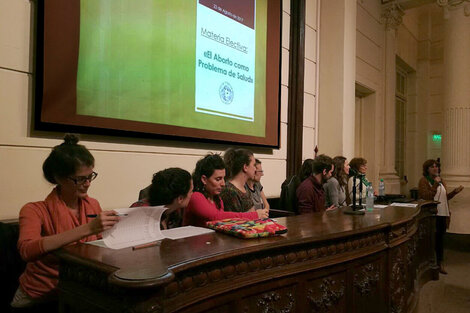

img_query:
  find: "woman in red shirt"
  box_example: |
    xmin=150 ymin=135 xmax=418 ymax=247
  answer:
xmin=11 ymin=134 xmax=119 ymax=309
xmin=183 ymin=154 xmax=266 ymax=227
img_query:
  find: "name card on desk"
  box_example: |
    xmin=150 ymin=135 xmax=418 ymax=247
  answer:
xmin=161 ymin=226 xmax=214 ymax=240
xmin=390 ymin=202 xmax=418 ymax=208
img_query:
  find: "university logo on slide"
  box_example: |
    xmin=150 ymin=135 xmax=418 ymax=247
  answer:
xmin=219 ymin=82 xmax=234 ymax=104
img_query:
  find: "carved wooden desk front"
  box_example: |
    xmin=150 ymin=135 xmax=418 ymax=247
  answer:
xmin=56 ymin=201 xmax=438 ymax=313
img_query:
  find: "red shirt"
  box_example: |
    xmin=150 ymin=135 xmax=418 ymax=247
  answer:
xmin=296 ymin=175 xmax=326 ymax=214
xmin=183 ymin=192 xmax=258 ymax=227
xmin=17 ymin=188 xmax=101 ymax=299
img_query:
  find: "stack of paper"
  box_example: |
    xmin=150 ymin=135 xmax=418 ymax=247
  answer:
xmin=86 ymin=206 xmax=213 ymax=249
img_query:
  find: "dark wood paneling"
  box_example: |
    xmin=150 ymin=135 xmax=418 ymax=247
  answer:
xmin=56 ymin=202 xmax=439 ymax=313
xmin=286 ymin=0 xmax=306 ymax=177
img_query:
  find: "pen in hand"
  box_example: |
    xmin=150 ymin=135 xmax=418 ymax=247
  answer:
xmin=86 ymin=213 xmax=128 ymax=218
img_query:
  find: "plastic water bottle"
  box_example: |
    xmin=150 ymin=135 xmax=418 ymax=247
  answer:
xmin=366 ymin=185 xmax=374 ymax=211
xmin=378 ymin=179 xmax=385 ymax=197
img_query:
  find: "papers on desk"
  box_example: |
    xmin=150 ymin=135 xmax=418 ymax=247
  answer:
xmin=93 ymin=206 xmax=214 ymax=250
xmin=161 ymin=226 xmax=214 ymax=240
xmin=390 ymin=202 xmax=418 ymax=208
xmin=84 ymin=239 xmax=107 ymax=248
xmin=101 ymin=206 xmax=165 ymax=249
xmin=374 ymin=205 xmax=388 ymax=209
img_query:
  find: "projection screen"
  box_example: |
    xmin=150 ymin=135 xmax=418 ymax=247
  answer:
xmin=35 ymin=0 xmax=281 ymax=147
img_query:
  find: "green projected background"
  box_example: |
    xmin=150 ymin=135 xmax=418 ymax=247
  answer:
xmin=76 ymin=0 xmax=267 ymax=137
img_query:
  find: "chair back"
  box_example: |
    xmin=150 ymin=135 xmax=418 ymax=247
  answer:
xmin=280 ymin=175 xmax=301 ymax=214
xmin=0 ymin=221 xmax=25 ymax=312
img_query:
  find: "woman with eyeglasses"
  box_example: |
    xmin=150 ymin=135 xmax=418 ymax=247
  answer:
xmin=245 ymin=159 xmax=270 ymax=210
xmin=11 ymin=134 xmax=119 ymax=310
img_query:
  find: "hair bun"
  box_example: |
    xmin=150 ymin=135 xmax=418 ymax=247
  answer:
xmin=63 ymin=134 xmax=80 ymax=145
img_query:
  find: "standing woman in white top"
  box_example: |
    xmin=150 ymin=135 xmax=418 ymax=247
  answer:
xmin=418 ymin=159 xmax=463 ymax=274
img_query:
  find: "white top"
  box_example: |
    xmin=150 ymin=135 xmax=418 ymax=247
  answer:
xmin=348 ymin=176 xmax=368 ymax=202
xmin=434 ymin=184 xmax=450 ymax=217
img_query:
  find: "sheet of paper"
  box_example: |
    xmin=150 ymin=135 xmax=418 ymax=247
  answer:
xmin=390 ymin=202 xmax=418 ymax=208
xmin=374 ymin=205 xmax=388 ymax=209
xmin=102 ymin=206 xmax=167 ymax=249
xmin=161 ymin=226 xmax=214 ymax=240
xmin=84 ymin=239 xmax=107 ymax=248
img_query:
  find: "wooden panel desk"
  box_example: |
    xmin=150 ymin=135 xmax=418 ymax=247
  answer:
xmin=56 ymin=201 xmax=438 ymax=313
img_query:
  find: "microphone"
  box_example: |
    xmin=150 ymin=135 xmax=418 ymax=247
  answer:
xmin=349 ymin=168 xmax=364 ymax=178
xmin=436 ymin=173 xmax=442 ymax=185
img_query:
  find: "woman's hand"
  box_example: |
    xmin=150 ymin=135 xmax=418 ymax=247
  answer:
xmin=454 ymin=185 xmax=464 ymax=194
xmin=40 ymin=210 xmax=121 ymax=254
xmin=256 ymin=208 xmax=269 ymax=219
xmin=89 ymin=210 xmax=120 ymax=234
xmin=326 ymin=205 xmax=336 ymax=211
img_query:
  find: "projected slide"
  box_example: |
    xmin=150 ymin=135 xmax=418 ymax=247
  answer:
xmin=195 ymin=0 xmax=256 ymax=121
xmin=76 ymin=0 xmax=265 ymax=136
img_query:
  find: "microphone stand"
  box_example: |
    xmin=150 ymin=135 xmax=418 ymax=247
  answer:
xmin=344 ymin=172 xmax=365 ymax=215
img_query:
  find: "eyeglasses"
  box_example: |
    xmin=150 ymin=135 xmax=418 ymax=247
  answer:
xmin=68 ymin=172 xmax=98 ymax=185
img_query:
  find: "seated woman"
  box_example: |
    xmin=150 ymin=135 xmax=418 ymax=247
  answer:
xmin=348 ymin=157 xmax=372 ymax=203
xmin=324 ymin=156 xmax=350 ymax=207
xmin=131 ymin=168 xmax=193 ymax=229
xmin=221 ymin=148 xmax=269 ymax=216
xmin=418 ymin=159 xmax=463 ymax=274
xmin=245 ymin=159 xmax=270 ymax=210
xmin=299 ymin=158 xmax=314 ymax=182
xmin=183 ymin=154 xmax=268 ymax=227
xmin=12 ymin=134 xmax=119 ymax=309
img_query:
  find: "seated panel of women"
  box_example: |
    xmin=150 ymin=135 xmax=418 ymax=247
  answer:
xmin=131 ymin=168 xmax=193 ymax=230
xmin=183 ymin=154 xmax=267 ymax=228
xmin=11 ymin=134 xmax=119 ymax=309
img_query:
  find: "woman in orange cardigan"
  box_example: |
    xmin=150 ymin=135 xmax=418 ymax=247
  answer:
xmin=11 ymin=134 xmax=120 ymax=309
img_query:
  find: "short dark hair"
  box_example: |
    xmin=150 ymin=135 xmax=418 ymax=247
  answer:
xmin=223 ymin=148 xmax=253 ymax=179
xmin=148 ymin=168 xmax=192 ymax=206
xmin=312 ymin=154 xmax=333 ymax=174
xmin=349 ymin=157 xmax=367 ymax=172
xmin=42 ymin=134 xmax=94 ymax=184
xmin=422 ymin=159 xmax=438 ymax=177
xmin=192 ymin=154 xmax=225 ymax=208
xmin=299 ymin=159 xmax=314 ymax=181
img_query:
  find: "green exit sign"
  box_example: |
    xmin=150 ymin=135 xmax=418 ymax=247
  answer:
xmin=432 ymin=134 xmax=441 ymax=142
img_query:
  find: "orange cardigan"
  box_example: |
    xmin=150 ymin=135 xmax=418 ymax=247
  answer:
xmin=17 ymin=188 xmax=102 ymax=299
